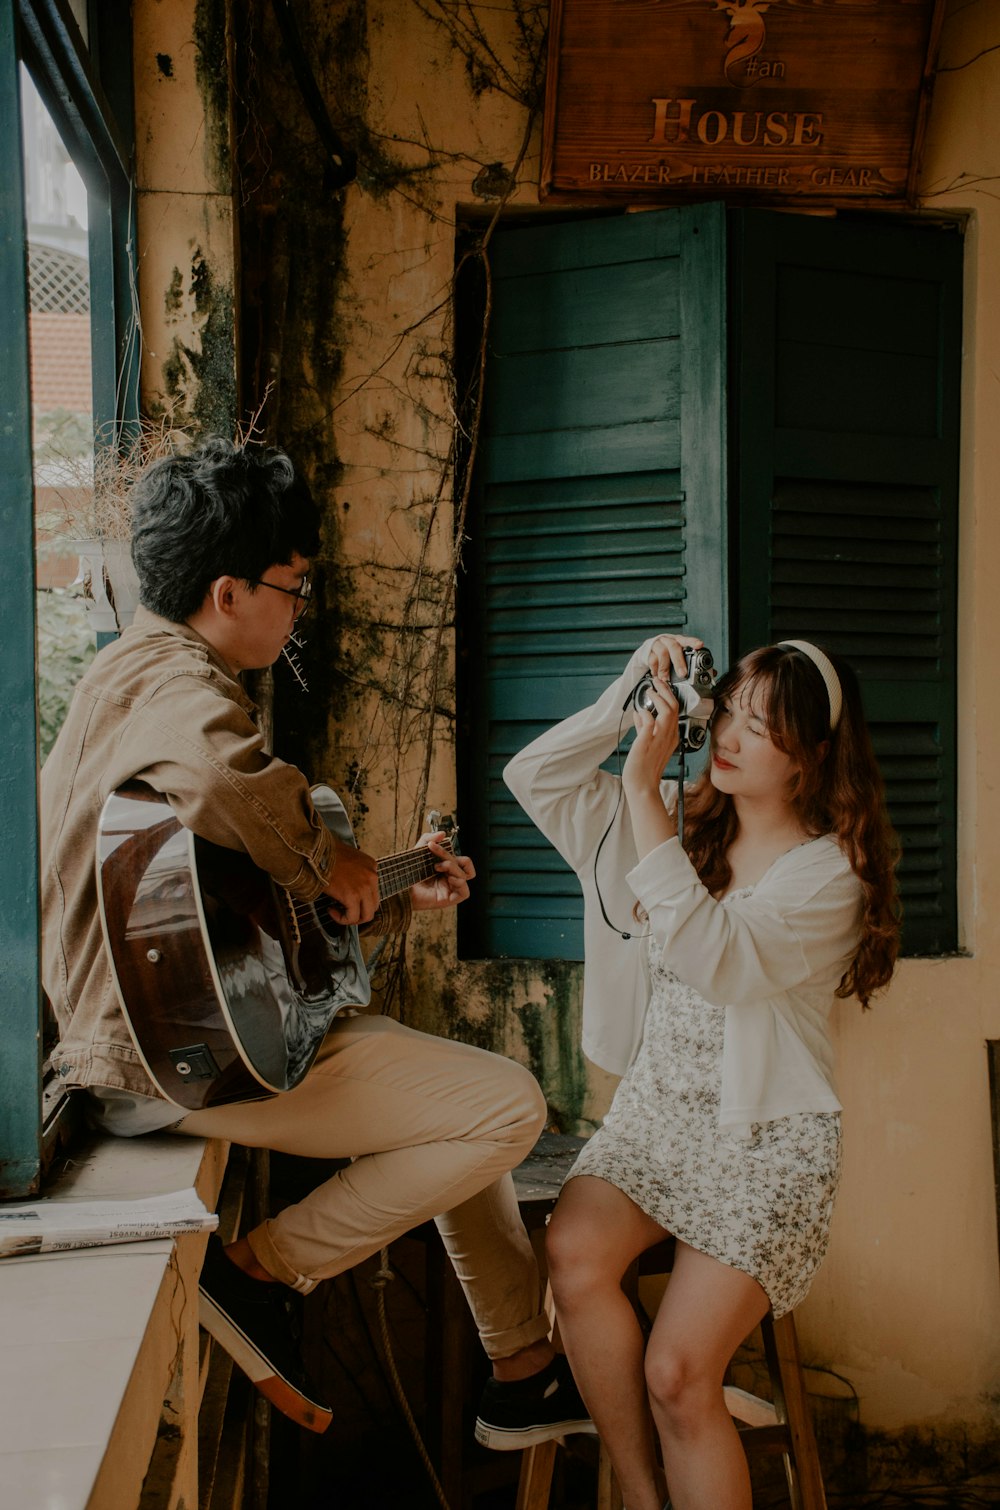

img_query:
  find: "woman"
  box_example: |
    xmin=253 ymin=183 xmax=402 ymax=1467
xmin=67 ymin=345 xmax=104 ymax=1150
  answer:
xmin=503 ymin=633 xmax=899 ymax=1510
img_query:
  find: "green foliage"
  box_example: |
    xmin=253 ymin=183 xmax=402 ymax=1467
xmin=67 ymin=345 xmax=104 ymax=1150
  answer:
xmin=32 ymin=407 xmax=93 ymax=464
xmin=36 ymin=587 xmax=95 ymax=761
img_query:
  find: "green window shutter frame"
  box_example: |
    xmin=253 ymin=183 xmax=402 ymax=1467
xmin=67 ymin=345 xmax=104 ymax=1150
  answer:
xmin=732 ymin=210 xmax=961 ymax=955
xmin=459 ymin=205 xmax=728 ymax=960
xmin=20 ymin=0 xmax=140 ymax=436
xmin=0 ymin=0 xmax=42 ymax=1197
xmin=0 ymin=0 xmax=138 ymax=1196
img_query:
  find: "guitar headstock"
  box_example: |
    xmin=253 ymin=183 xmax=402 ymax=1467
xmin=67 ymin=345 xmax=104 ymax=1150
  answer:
xmin=426 ymin=810 xmax=460 ymax=855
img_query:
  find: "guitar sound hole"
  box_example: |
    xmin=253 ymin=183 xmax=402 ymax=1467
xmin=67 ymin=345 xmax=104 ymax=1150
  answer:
xmin=320 ymin=921 xmax=353 ymax=963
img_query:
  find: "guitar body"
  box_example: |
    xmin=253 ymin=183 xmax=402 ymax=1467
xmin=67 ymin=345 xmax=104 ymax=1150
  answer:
xmin=97 ymin=783 xmax=374 ymax=1111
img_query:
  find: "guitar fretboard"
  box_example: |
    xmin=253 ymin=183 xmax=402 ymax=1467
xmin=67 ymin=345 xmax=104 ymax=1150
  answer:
xmin=377 ymin=839 xmax=454 ymax=901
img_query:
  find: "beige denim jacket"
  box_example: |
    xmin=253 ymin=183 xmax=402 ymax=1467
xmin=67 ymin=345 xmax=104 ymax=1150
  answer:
xmin=41 ymin=606 xmax=409 ymax=1099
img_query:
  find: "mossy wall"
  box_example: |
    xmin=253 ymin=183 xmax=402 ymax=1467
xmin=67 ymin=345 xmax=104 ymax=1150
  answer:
xmin=133 ymin=0 xmax=237 ymax=434
xmin=218 ymin=0 xmax=602 ymax=1133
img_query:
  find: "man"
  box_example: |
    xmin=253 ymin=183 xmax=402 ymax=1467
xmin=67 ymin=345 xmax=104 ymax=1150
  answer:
xmin=41 ymin=436 xmax=591 ymax=1445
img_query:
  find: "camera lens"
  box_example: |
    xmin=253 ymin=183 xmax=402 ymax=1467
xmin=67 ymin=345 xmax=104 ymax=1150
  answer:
xmin=636 ymin=678 xmax=657 ymax=717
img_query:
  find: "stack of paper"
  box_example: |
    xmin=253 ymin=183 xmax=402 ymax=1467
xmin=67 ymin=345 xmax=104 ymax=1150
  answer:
xmin=0 ymin=1188 xmax=217 ymax=1257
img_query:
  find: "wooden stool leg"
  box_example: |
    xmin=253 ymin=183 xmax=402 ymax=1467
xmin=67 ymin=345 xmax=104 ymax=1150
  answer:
xmin=761 ymin=1312 xmax=828 ymax=1510
xmin=516 ymin=1439 xmax=558 ymax=1510
xmin=515 ymin=1275 xmax=560 ymax=1510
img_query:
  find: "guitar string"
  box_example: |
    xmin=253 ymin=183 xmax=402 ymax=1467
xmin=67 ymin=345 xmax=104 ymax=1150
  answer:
xmin=281 ymin=842 xmax=455 ymax=939
xmin=292 ymin=840 xmax=454 ymax=911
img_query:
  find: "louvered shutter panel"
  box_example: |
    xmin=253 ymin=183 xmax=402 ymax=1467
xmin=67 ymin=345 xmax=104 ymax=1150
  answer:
xmin=460 ymin=206 xmax=727 ymax=959
xmin=733 ymin=211 xmax=961 ymax=955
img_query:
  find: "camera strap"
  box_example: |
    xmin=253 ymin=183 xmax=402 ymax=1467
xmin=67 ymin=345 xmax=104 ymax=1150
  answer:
xmin=676 ymin=746 xmax=687 ymax=847
xmin=594 ymin=699 xmax=689 ymax=941
xmin=594 ymin=703 xmax=646 ymax=940
xmin=594 ymin=788 xmax=643 ymax=940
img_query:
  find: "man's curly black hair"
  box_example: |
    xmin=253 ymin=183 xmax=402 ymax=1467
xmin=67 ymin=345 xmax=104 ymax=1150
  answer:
xmin=129 ymin=436 xmax=321 ymax=622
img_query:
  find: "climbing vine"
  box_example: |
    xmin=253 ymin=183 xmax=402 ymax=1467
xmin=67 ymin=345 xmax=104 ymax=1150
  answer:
xmin=234 ymin=0 xmax=548 ymax=1016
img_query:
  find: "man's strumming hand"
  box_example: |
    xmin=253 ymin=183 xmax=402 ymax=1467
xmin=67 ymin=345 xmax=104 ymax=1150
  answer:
xmin=323 ymin=837 xmax=379 ymax=926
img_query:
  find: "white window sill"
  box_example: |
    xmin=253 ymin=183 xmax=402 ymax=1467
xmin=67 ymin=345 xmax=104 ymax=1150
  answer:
xmin=0 ymin=1131 xmax=228 ymax=1510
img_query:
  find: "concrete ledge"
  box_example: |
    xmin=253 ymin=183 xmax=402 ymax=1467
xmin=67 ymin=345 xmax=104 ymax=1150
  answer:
xmin=0 ymin=1133 xmax=229 ymax=1510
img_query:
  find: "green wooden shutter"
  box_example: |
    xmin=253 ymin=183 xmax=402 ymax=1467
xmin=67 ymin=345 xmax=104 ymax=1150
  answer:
xmin=0 ymin=0 xmax=42 ymax=1196
xmin=732 ymin=211 xmax=961 ymax=955
xmin=459 ymin=205 xmax=727 ymax=959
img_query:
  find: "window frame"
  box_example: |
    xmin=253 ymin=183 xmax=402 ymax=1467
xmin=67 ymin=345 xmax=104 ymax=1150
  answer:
xmin=0 ymin=0 xmax=136 ymax=1198
xmin=458 ymin=204 xmax=962 ymax=965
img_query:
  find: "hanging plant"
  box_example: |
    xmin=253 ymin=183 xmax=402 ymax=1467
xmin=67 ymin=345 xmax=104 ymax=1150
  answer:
xmin=50 ymin=419 xmax=187 ymax=632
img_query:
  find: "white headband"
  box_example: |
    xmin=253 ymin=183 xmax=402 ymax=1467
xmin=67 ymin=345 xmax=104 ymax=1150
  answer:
xmin=777 ymin=640 xmax=842 ymax=730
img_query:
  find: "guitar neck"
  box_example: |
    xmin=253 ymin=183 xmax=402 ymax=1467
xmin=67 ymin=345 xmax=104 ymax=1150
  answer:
xmin=376 ymin=840 xmax=452 ymax=902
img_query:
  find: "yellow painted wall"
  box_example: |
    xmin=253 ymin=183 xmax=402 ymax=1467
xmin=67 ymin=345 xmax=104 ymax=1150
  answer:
xmin=807 ymin=0 xmax=1000 ymax=1437
xmin=133 ymin=0 xmax=237 ymax=433
xmin=131 ymin=0 xmax=1000 ymax=1455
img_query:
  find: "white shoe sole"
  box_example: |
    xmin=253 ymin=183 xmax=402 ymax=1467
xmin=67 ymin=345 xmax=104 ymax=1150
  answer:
xmin=474 ymin=1415 xmax=599 ymax=1450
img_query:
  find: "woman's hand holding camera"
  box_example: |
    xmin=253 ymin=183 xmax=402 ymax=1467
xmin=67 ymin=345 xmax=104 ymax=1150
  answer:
xmin=622 ymin=633 xmax=704 ymax=858
xmin=645 ymin=632 xmax=705 ymax=687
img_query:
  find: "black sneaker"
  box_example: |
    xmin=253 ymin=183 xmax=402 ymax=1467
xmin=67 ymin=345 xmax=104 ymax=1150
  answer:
xmin=198 ymin=1234 xmax=333 ymax=1434
xmin=474 ymin=1352 xmax=596 ymax=1450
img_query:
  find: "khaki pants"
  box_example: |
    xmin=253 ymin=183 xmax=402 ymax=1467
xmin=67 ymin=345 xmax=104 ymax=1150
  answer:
xmin=175 ymin=1014 xmax=550 ymax=1360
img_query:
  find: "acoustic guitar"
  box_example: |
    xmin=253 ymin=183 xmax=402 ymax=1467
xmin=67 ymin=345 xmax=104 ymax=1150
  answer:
xmin=96 ymin=782 xmax=456 ymax=1111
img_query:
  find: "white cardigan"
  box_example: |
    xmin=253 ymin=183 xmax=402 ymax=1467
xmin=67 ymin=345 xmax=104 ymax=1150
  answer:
xmin=503 ymin=640 xmax=863 ymax=1134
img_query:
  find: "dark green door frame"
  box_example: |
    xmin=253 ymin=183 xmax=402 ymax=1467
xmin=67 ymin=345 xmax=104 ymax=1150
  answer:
xmin=0 ymin=0 xmax=136 ymax=1197
xmin=0 ymin=0 xmax=42 ymax=1198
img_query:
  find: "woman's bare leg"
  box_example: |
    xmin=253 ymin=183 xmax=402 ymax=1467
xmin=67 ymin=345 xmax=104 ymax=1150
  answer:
xmin=644 ymin=1241 xmax=770 ymax=1510
xmin=546 ymin=1176 xmax=669 ymax=1510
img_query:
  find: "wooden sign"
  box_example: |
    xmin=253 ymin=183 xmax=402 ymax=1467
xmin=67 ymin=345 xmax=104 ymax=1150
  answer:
xmin=540 ymin=0 xmax=946 ymax=207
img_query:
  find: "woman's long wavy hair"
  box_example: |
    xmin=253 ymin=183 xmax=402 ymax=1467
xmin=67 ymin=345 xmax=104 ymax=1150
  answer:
xmin=681 ymin=644 xmax=901 ymax=1006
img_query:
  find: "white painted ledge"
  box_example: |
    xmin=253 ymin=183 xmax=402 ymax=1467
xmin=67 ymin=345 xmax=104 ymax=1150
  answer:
xmin=0 ymin=1133 xmax=228 ymax=1510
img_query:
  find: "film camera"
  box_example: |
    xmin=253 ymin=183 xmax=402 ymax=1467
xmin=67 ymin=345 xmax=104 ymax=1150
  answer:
xmin=627 ymin=646 xmax=717 ymax=752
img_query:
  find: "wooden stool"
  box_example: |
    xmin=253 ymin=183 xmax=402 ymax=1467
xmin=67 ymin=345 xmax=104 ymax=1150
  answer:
xmin=517 ymin=1235 xmax=829 ymax=1510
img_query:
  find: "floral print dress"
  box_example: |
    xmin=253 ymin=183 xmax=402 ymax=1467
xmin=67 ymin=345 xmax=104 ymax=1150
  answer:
xmin=567 ymin=889 xmax=842 ymax=1318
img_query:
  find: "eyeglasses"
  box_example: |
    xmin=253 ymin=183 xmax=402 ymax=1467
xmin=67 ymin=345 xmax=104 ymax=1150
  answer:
xmin=246 ymin=576 xmax=313 ymax=616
